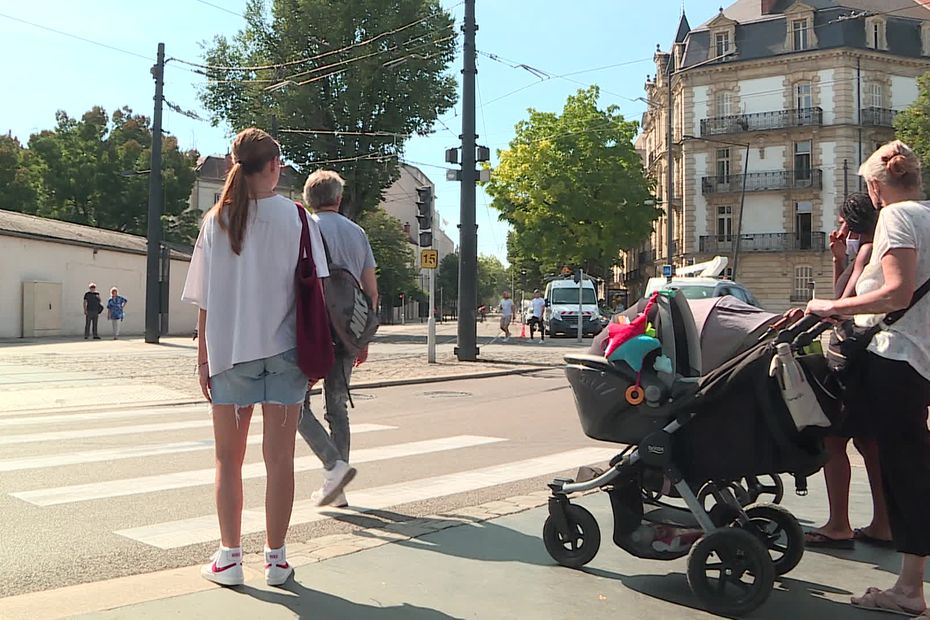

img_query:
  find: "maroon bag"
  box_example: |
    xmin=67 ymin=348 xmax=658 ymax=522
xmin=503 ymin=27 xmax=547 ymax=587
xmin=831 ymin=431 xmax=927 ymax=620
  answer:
xmin=294 ymin=204 xmax=335 ymax=382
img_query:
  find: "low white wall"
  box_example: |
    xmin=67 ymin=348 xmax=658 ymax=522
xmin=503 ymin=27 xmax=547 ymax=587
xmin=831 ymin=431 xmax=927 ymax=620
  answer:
xmin=0 ymin=235 xmax=197 ymax=339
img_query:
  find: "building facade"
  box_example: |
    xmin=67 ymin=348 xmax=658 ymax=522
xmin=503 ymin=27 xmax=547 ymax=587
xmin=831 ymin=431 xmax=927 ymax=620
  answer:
xmin=626 ymin=0 xmax=930 ymax=311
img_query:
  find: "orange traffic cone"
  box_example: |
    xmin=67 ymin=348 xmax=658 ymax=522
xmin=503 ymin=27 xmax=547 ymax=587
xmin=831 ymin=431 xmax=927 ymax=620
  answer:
xmin=520 ymin=322 xmax=527 ymax=338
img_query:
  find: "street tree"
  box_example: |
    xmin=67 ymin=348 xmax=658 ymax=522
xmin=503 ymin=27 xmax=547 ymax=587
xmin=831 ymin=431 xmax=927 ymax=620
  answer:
xmin=200 ymin=0 xmax=457 ymax=220
xmin=436 ymin=252 xmax=459 ymax=314
xmin=0 ymin=136 xmax=43 ymax=214
xmin=484 ymin=86 xmax=658 ymax=279
xmin=477 ymin=254 xmax=507 ymax=307
xmin=359 ymin=208 xmax=419 ymax=316
xmin=22 ymin=106 xmax=198 ymax=243
xmin=895 ymin=71 xmax=930 ymax=189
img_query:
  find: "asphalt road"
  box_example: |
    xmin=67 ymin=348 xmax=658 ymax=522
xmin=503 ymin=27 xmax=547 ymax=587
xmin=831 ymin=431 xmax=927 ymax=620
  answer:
xmin=0 ymin=369 xmax=613 ymax=598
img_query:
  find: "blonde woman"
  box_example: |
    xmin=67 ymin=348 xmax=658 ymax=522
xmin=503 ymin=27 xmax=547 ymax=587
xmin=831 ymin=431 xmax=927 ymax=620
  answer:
xmin=182 ymin=128 xmax=328 ymax=587
xmin=807 ymin=141 xmax=930 ymax=618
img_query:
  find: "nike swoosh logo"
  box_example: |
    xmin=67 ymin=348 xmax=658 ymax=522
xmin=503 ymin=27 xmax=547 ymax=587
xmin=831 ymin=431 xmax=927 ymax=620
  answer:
xmin=212 ymin=562 xmax=239 ymax=573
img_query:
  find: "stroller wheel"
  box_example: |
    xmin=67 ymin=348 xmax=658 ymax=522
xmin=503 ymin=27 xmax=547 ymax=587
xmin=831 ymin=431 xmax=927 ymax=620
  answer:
xmin=542 ymin=504 xmax=601 ymax=568
xmin=698 ymin=481 xmax=752 ymax=511
xmin=741 ymin=504 xmax=804 ymax=576
xmin=687 ymin=528 xmax=774 ymax=616
xmin=743 ymin=474 xmax=785 ymax=505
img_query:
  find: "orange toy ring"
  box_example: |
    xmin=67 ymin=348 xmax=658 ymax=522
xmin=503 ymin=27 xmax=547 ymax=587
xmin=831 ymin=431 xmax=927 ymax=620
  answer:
xmin=625 ymin=385 xmax=645 ymax=405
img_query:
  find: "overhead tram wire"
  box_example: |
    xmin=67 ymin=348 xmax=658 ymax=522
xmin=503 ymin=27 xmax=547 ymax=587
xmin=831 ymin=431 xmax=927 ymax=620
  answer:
xmin=171 ymin=5 xmax=463 ymax=74
xmin=191 ymin=0 xmax=244 ymax=18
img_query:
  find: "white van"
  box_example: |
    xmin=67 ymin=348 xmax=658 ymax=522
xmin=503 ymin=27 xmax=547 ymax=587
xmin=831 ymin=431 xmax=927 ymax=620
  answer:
xmin=544 ymin=278 xmax=602 ymax=337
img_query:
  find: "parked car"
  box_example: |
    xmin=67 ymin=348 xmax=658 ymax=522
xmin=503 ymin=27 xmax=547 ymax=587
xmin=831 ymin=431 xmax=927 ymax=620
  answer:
xmin=643 ymin=256 xmax=762 ymax=308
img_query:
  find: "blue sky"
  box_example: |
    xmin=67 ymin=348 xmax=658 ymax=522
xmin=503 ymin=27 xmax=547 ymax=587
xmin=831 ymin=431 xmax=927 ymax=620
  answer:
xmin=1 ymin=0 xmax=726 ymax=260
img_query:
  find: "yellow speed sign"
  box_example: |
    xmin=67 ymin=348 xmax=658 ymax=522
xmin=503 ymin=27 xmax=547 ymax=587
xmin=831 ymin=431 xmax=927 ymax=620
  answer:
xmin=420 ymin=248 xmax=439 ymax=269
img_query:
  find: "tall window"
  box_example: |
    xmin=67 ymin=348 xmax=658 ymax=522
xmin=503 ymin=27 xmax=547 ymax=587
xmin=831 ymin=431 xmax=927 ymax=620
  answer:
xmin=715 ymin=91 xmax=733 ymax=117
xmin=716 ymin=148 xmax=731 ymax=181
xmin=715 ymin=32 xmax=730 ymax=57
xmin=717 ymin=206 xmax=733 ymax=242
xmin=873 ymin=22 xmax=881 ymax=49
xmin=795 ymin=81 xmax=813 ymax=110
xmin=793 ymin=266 xmax=814 ymax=301
xmin=795 ymin=201 xmax=813 ymax=249
xmin=868 ymin=83 xmax=884 ymax=109
xmin=794 ymin=140 xmax=812 ymax=181
xmin=867 ymin=17 xmax=887 ymax=50
xmin=793 ymin=19 xmax=809 ymax=51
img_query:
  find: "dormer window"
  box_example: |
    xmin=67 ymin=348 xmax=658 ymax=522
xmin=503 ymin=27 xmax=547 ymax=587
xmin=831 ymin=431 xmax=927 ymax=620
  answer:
xmin=715 ymin=32 xmax=730 ymax=57
xmin=865 ymin=16 xmax=888 ymax=50
xmin=792 ymin=18 xmax=810 ymax=50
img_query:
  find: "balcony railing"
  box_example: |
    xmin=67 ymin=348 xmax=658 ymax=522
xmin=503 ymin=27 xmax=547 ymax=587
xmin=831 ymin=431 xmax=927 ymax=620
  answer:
xmin=699 ymin=232 xmax=826 ymax=253
xmin=701 ymin=169 xmax=823 ymax=194
xmin=700 ymin=107 xmax=823 ymax=136
xmin=861 ymin=107 xmax=898 ymax=127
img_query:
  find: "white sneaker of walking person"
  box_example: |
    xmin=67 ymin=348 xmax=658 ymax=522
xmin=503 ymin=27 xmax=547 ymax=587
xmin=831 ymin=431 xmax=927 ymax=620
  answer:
xmin=264 ymin=545 xmax=293 ymax=586
xmin=201 ymin=546 xmax=243 ymax=586
xmin=312 ymin=490 xmax=348 ymax=509
xmin=312 ymin=460 xmax=356 ymax=507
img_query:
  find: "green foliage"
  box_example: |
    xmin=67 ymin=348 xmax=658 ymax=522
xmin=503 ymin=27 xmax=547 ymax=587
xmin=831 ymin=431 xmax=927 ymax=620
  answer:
xmin=895 ymin=72 xmax=930 ymax=190
xmin=477 ymin=254 xmax=507 ymax=306
xmin=2 ymin=106 xmax=198 ymax=243
xmin=0 ymin=136 xmax=43 ymax=214
xmin=484 ymin=86 xmax=659 ymax=279
xmin=200 ymin=0 xmax=457 ymax=220
xmin=436 ymin=251 xmax=459 ymax=312
xmin=359 ymin=208 xmax=419 ymax=308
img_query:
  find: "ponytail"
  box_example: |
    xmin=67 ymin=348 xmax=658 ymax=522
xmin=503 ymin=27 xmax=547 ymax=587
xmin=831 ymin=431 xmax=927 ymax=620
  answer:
xmin=206 ymin=127 xmax=281 ymax=256
xmin=210 ymin=162 xmax=252 ymax=255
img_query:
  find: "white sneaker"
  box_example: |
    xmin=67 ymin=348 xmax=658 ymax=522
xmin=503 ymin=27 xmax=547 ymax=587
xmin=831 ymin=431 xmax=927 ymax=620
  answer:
xmin=201 ymin=547 xmax=243 ymax=586
xmin=538 ymin=339 xmax=545 ymax=344
xmin=313 ymin=460 xmax=356 ymax=506
xmin=503 ymin=336 xmax=510 ymax=342
xmin=264 ymin=545 xmax=293 ymax=586
xmin=311 ymin=490 xmax=348 ymax=508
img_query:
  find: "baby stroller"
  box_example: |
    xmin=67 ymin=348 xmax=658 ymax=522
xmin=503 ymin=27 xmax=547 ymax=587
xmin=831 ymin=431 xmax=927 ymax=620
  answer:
xmin=543 ymin=293 xmax=839 ymax=616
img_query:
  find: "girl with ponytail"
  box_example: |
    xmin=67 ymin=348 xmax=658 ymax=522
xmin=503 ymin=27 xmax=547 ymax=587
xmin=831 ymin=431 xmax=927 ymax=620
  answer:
xmin=182 ymin=127 xmax=330 ymax=588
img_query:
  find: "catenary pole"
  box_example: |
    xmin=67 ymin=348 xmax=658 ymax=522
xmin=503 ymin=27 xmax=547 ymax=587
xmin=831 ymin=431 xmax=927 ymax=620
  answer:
xmin=456 ymin=0 xmax=479 ymax=361
xmin=145 ymin=43 xmax=165 ymax=344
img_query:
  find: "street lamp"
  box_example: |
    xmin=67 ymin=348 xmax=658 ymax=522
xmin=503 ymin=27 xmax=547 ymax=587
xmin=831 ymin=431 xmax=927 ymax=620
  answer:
xmin=682 ymin=134 xmax=751 ymax=280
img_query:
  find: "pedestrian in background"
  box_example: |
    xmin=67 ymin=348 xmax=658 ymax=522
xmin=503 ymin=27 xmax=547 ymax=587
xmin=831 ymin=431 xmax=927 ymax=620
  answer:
xmin=106 ymin=287 xmax=128 ymax=340
xmin=182 ymin=128 xmax=329 ymax=588
xmin=298 ymin=170 xmax=378 ymax=509
xmin=83 ymin=283 xmax=103 ymax=340
xmin=529 ymin=289 xmax=546 ymax=343
xmin=498 ymin=290 xmax=514 ymax=341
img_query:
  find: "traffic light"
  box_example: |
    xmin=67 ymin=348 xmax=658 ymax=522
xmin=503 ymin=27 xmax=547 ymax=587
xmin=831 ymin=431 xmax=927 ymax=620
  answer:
xmin=415 ymin=185 xmax=433 ymax=247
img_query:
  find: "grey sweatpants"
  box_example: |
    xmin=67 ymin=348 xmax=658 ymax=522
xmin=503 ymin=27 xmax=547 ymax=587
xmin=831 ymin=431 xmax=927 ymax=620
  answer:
xmin=298 ymin=350 xmax=355 ymax=471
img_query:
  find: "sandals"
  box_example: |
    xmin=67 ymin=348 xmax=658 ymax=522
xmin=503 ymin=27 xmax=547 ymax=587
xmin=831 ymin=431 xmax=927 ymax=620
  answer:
xmin=804 ymin=530 xmax=855 ymax=549
xmin=852 ymin=587 xmax=927 ymax=617
xmin=854 ymin=527 xmax=895 ymax=549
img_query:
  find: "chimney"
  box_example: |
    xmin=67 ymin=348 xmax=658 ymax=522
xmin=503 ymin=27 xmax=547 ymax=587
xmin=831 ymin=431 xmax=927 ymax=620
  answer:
xmin=761 ymin=0 xmax=778 ymax=14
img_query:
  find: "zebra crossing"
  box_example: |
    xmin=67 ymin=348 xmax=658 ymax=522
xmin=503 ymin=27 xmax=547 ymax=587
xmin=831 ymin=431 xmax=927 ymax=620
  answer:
xmin=1 ymin=376 xmax=614 ymax=565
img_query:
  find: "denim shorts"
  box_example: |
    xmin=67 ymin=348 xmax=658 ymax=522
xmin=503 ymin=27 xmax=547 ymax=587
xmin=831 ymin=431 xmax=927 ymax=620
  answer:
xmin=211 ymin=348 xmax=307 ymax=407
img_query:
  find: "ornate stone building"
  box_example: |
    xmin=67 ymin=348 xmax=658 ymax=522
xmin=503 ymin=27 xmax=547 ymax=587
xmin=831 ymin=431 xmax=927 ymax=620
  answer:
xmin=624 ymin=0 xmax=930 ymax=311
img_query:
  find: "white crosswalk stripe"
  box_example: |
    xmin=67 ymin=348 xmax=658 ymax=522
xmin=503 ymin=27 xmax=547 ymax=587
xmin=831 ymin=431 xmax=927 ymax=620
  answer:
xmin=116 ymin=447 xmax=617 ymax=549
xmin=0 ymin=423 xmax=396 ymax=472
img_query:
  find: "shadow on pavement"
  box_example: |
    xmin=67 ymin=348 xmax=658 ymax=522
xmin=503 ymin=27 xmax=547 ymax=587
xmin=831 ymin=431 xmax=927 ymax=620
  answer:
xmin=802 ymin=543 xmax=930 ymax=581
xmin=583 ymin=568 xmax=871 ymax=619
xmin=237 ymin=583 xmax=461 ymax=619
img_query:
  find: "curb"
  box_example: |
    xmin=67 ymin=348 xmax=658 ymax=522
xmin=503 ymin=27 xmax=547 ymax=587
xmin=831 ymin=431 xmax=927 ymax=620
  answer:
xmin=0 ymin=491 xmax=555 ymax=620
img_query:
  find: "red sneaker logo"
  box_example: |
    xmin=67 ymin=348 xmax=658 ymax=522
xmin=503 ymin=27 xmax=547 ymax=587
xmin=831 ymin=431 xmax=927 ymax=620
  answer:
xmin=212 ymin=562 xmax=239 ymax=573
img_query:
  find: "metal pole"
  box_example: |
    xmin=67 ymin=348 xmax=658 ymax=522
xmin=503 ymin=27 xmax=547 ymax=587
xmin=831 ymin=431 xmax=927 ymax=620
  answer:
xmin=857 ymin=57 xmax=863 ymax=192
xmin=145 ymin=43 xmax=165 ymax=344
xmin=665 ymin=55 xmax=675 ymax=280
xmin=576 ymin=268 xmax=584 ymax=344
xmin=731 ymin=145 xmax=750 ymax=279
xmin=843 ymin=159 xmax=849 ymax=199
xmin=456 ymin=0 xmax=478 ymax=361
xmin=427 ymin=194 xmax=437 ymax=363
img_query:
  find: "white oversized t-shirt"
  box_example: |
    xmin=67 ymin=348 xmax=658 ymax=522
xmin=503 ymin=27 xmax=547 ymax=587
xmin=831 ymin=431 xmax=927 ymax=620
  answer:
xmin=500 ymin=298 xmax=514 ymax=317
xmin=531 ymin=297 xmax=546 ymax=318
xmin=181 ymin=195 xmax=329 ymax=376
xmin=854 ymin=200 xmax=930 ymax=381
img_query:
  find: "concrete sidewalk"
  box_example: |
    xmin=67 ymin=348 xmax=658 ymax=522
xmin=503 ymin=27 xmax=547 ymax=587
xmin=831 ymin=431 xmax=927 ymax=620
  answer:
xmin=3 ymin=468 xmax=915 ymax=620
xmin=0 ymin=321 xmax=589 ymax=404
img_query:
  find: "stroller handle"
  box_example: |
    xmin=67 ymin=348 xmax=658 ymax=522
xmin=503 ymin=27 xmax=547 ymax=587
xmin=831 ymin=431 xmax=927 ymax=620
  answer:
xmin=775 ymin=313 xmax=823 ymax=344
xmin=792 ymin=318 xmax=833 ymax=349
